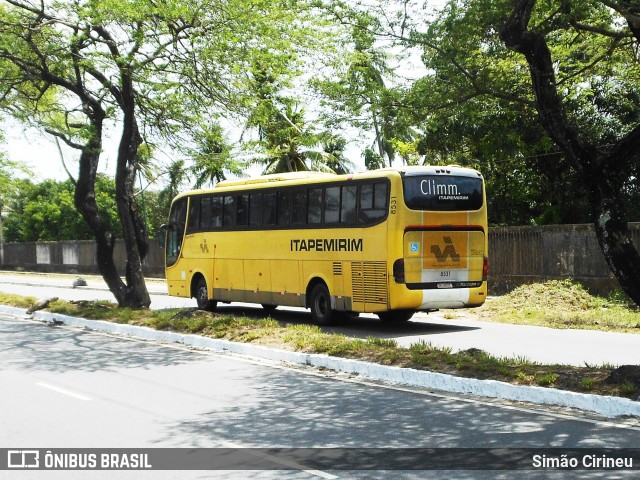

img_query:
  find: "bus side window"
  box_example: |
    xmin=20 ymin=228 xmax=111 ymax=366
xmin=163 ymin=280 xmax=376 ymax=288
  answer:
xmin=237 ymin=194 xmax=249 ymax=226
xmin=187 ymin=196 xmax=201 ymax=232
xmin=223 ymin=195 xmax=236 ymax=227
xmin=374 ymin=182 xmax=388 ymax=210
xmin=308 ymin=188 xmax=322 ymax=224
xmin=292 ymin=190 xmax=306 ymax=225
xmin=278 ymin=190 xmax=292 ymax=226
xmin=341 ymin=185 xmax=357 ymax=224
xmin=211 ymin=196 xmax=222 ymax=228
xmin=359 ymin=182 xmax=388 ymax=223
xmin=200 ymin=197 xmax=211 ymax=230
xmin=324 ymin=187 xmax=340 ymax=224
xmin=262 ymin=192 xmax=277 ymax=226
xmin=249 ymin=193 xmax=262 ymax=227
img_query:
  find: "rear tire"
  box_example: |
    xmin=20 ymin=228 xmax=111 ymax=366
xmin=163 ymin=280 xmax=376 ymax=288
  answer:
xmin=262 ymin=304 xmax=278 ymax=312
xmin=309 ymin=283 xmax=335 ymax=325
xmin=195 ymin=277 xmax=217 ymax=311
xmin=377 ymin=310 xmax=414 ymax=323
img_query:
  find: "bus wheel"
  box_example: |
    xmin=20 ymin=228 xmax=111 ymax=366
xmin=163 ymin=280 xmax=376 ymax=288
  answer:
xmin=262 ymin=304 xmax=278 ymax=312
xmin=377 ymin=310 xmax=414 ymax=323
xmin=309 ymin=283 xmax=334 ymax=325
xmin=195 ymin=277 xmax=217 ymax=311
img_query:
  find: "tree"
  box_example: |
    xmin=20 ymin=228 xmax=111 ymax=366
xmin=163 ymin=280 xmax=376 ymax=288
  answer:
xmin=313 ymin=6 xmax=407 ymax=167
xmin=190 ymin=123 xmax=241 ymax=188
xmin=498 ymin=0 xmax=640 ymax=304
xmin=0 ymin=0 xmax=314 ymax=307
xmin=246 ymin=60 xmax=354 ymax=174
xmin=3 ymin=176 xmax=121 ymax=242
xmin=405 ymin=0 xmax=640 ymax=303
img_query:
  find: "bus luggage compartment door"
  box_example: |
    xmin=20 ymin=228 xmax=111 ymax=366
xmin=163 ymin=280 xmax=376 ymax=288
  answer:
xmin=403 ymin=229 xmax=485 ymax=291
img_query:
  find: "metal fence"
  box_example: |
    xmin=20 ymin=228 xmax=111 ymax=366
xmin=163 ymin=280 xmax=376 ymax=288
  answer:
xmin=2 ymin=223 xmax=638 ymax=294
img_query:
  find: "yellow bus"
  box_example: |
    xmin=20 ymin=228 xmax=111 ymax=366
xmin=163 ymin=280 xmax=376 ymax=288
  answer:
xmin=161 ymin=165 xmax=488 ymax=324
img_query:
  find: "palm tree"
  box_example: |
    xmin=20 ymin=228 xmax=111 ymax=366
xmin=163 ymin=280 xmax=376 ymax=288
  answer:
xmin=190 ymin=123 xmax=242 ymax=188
xmin=249 ymin=96 xmax=354 ymax=175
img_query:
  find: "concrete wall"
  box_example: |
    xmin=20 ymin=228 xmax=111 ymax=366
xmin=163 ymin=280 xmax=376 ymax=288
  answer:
xmin=2 ymin=223 xmax=638 ymax=294
xmin=1 ymin=239 xmax=165 ymax=278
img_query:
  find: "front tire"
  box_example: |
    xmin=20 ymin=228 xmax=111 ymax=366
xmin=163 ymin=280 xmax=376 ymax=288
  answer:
xmin=309 ymin=283 xmax=335 ymax=325
xmin=195 ymin=277 xmax=217 ymax=311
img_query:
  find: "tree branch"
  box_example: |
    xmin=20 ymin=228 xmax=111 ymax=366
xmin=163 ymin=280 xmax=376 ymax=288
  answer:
xmin=499 ymin=0 xmax=598 ymax=175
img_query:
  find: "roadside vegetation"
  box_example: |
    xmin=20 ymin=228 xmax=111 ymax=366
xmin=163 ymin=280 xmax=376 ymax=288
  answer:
xmin=3 ymin=279 xmax=640 ymax=401
xmin=480 ymin=280 xmax=640 ymax=333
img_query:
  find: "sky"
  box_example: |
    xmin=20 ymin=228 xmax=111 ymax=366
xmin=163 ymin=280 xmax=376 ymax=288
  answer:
xmin=5 ymin=118 xmax=115 ymax=182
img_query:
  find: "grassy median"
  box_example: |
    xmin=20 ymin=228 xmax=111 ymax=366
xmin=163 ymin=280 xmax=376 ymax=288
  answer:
xmin=1 ymin=280 xmax=639 ymax=401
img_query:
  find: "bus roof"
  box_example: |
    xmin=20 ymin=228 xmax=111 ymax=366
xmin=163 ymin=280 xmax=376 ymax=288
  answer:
xmin=177 ymin=165 xmax=482 ymax=199
xmin=216 ymin=171 xmax=335 ymax=187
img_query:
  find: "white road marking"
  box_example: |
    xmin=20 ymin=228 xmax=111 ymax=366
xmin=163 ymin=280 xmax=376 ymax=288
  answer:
xmin=36 ymin=382 xmax=91 ymax=401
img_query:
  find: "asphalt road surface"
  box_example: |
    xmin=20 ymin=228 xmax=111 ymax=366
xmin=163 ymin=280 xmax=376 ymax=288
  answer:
xmin=1 ymin=272 xmax=639 ymax=366
xmin=1 ymin=313 xmax=639 ymax=479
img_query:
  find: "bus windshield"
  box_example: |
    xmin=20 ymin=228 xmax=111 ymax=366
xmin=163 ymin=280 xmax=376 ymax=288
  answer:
xmin=402 ymin=174 xmax=483 ymax=211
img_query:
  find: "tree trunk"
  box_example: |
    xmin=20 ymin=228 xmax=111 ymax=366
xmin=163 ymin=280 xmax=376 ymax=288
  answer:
xmin=500 ymin=0 xmax=640 ymax=305
xmin=592 ymin=183 xmax=640 ymax=303
xmin=74 ymin=109 xmax=146 ymax=307
xmin=113 ymin=71 xmax=151 ymax=309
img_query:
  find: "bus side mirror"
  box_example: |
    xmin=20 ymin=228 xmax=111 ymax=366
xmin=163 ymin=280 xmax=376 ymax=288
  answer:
xmin=158 ymin=224 xmax=169 ymax=248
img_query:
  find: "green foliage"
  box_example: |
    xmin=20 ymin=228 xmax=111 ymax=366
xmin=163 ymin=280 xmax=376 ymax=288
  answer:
xmin=4 ymin=176 xmax=120 ymax=242
xmin=535 ymin=373 xmax=559 ymax=387
xmin=2 ymin=175 xmax=169 ymax=241
xmin=619 ymin=381 xmax=638 ymax=396
xmin=246 ymin=88 xmax=354 ymax=174
xmin=402 ymin=0 xmax=640 ymax=225
xmin=0 ymin=0 xmax=329 ymax=222
xmin=189 ymin=123 xmax=241 ymax=188
xmin=366 ymin=336 xmax=398 ymax=349
xmin=313 ymin=5 xmax=416 ymax=168
xmin=581 ymin=377 xmax=595 ymax=391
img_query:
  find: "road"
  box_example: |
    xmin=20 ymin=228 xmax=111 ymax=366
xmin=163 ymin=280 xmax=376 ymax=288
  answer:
xmin=1 ymin=271 xmax=639 ymax=366
xmin=1 ymin=313 xmax=639 ymax=479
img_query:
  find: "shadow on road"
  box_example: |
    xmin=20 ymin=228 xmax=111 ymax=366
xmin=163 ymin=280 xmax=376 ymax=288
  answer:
xmin=162 ymin=365 xmax=638 ymax=455
xmin=0 ymin=317 xmax=207 ymax=373
xmin=210 ymin=304 xmax=480 ymax=340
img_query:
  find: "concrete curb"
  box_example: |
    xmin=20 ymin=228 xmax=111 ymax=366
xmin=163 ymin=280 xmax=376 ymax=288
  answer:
xmin=2 ymin=305 xmax=639 ymax=419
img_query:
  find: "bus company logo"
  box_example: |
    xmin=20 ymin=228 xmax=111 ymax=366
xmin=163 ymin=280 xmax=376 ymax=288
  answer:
xmin=421 ymin=179 xmax=459 ymax=196
xmin=290 ymin=238 xmax=363 ymax=252
xmin=200 ymin=238 xmax=209 ymax=253
xmin=431 ymin=237 xmax=461 ymax=263
xmin=8 ymin=450 xmax=39 ymax=468
xmin=420 ymin=179 xmax=469 ymax=201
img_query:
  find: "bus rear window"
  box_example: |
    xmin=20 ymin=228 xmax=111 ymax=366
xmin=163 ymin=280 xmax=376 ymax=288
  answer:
xmin=403 ymin=175 xmax=483 ymax=211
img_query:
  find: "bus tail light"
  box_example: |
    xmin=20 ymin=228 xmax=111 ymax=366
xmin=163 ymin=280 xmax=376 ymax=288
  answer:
xmin=393 ymin=258 xmax=405 ymax=283
xmin=483 ymin=256 xmax=489 ymax=280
